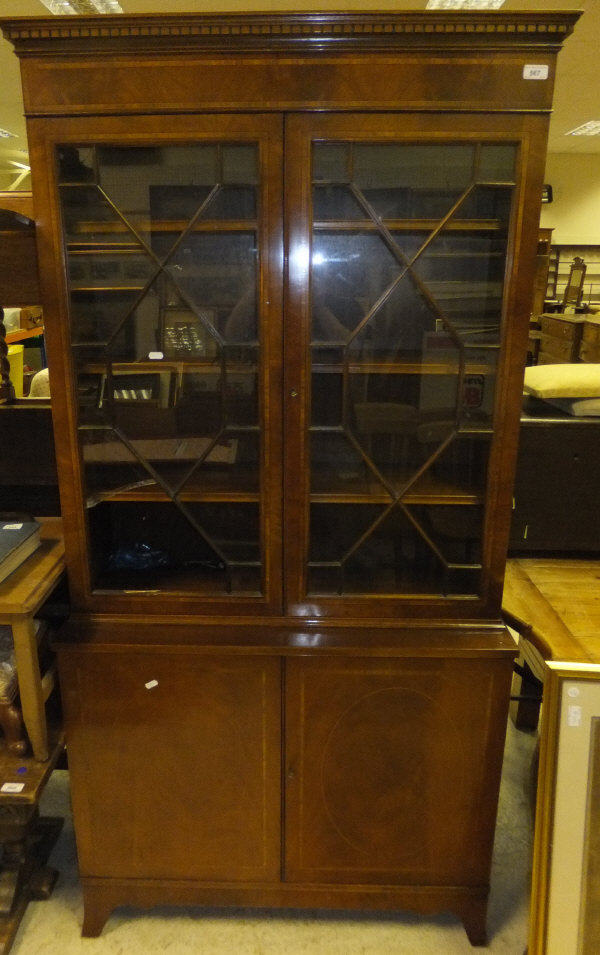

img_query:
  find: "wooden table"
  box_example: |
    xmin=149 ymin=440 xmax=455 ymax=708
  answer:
xmin=0 ymin=729 xmax=64 ymax=954
xmin=503 ymin=557 xmax=600 ymax=730
xmin=502 ymin=558 xmax=600 ymax=955
xmin=503 ymin=557 xmax=600 ymax=664
xmin=0 ymin=518 xmax=65 ymax=952
xmin=0 ymin=518 xmax=64 ymax=762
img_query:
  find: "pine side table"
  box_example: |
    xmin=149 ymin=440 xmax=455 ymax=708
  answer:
xmin=0 ymin=518 xmax=65 ymax=952
xmin=0 ymin=518 xmax=64 ymax=762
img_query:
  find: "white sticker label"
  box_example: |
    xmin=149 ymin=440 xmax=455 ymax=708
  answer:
xmin=1 ymin=782 xmax=25 ymax=793
xmin=523 ymin=65 xmax=549 ymax=81
xmin=568 ymin=704 xmax=582 ymax=727
xmin=145 ymin=680 xmax=158 ymax=690
xmin=4 ymin=523 xmax=24 ymax=531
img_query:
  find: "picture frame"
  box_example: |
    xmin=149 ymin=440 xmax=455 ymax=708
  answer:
xmin=161 ymin=306 xmax=218 ymax=359
xmin=529 ymin=661 xmax=600 ymax=955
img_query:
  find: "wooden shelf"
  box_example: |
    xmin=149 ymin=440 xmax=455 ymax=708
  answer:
xmin=311 ymin=469 xmax=483 ymax=505
xmin=313 ymin=219 xmax=507 ymax=232
xmin=5 ymin=325 xmax=44 ymax=345
xmin=312 ymin=359 xmax=497 ymax=375
xmin=67 ymin=219 xmax=257 ymax=238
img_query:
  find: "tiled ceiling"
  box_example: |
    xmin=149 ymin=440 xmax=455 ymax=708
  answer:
xmin=0 ymin=0 xmax=594 ymax=190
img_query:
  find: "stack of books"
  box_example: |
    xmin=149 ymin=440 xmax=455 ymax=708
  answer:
xmin=0 ymin=518 xmax=41 ymax=585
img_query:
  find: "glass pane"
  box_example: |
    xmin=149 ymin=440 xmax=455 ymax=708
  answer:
xmin=313 ymin=186 xmax=368 ymax=221
xmin=308 ymin=140 xmax=516 ymax=599
xmin=312 ymin=369 xmax=343 ymax=427
xmin=351 ymin=392 xmax=422 ymax=490
xmin=312 ymin=231 xmax=398 ymax=342
xmin=418 ymin=432 xmax=490 ymax=496
xmin=156 ymin=232 xmax=258 ymax=343
xmin=222 ymin=144 xmax=258 ymax=184
xmin=58 ymin=146 xmax=95 ymax=182
xmin=313 ymin=143 xmax=349 ymax=182
xmin=354 ymin=143 xmax=475 ymax=219
xmin=413 ymin=237 xmax=504 ymax=342
xmin=477 ymin=145 xmax=516 ymax=182
xmin=87 ymin=499 xmax=262 ymax=595
xmin=308 ymin=500 xmax=482 ymax=597
xmin=347 ymin=274 xmax=440 ymax=358
xmin=311 ymin=432 xmax=369 ymax=494
xmin=59 ymin=142 xmax=262 ymax=596
xmin=454 ymin=184 xmax=512 ymax=223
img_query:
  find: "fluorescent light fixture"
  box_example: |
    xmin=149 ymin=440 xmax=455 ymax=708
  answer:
xmin=39 ymin=1 xmax=123 ymax=14
xmin=565 ymin=121 xmax=600 ymax=137
xmin=0 ymin=129 xmax=18 ymax=139
xmin=426 ymin=1 xmax=505 ymax=9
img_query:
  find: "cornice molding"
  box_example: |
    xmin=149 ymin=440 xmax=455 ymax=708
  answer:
xmin=0 ymin=11 xmax=580 ymax=55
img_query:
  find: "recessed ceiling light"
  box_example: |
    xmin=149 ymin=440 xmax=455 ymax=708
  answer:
xmin=426 ymin=1 xmax=505 ymax=9
xmin=39 ymin=1 xmax=123 ymax=14
xmin=565 ymin=121 xmax=600 ymax=137
xmin=0 ymin=129 xmax=18 ymax=139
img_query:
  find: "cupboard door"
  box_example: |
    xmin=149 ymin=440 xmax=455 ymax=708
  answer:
xmin=47 ymin=114 xmax=283 ymax=614
xmin=284 ymin=113 xmax=535 ymax=617
xmin=59 ymin=648 xmax=282 ymax=882
xmin=284 ymin=654 xmax=511 ymax=885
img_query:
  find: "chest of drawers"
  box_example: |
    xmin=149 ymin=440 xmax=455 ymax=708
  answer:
xmin=579 ymin=316 xmax=600 ymax=362
xmin=538 ymin=313 xmax=584 ymax=364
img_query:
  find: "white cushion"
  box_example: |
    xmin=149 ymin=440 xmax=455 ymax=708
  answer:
xmin=523 ymin=363 xmax=600 ymax=399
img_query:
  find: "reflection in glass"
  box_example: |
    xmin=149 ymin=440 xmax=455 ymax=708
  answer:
xmin=308 ymin=139 xmax=516 ymax=598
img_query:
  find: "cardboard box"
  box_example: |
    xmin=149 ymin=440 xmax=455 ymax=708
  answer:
xmin=20 ymin=306 xmax=43 ymax=329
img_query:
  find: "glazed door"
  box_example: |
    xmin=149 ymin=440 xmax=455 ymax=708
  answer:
xmin=38 ymin=110 xmax=539 ymax=618
xmin=42 ymin=114 xmax=284 ymax=615
xmin=284 ymin=113 xmax=535 ymax=618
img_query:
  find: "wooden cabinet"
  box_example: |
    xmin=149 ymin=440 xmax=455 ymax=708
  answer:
xmin=510 ymin=407 xmax=600 ymax=553
xmin=0 ymin=8 xmax=578 ymax=946
xmin=58 ymin=646 xmax=282 ymax=885
xmin=57 ymin=622 xmax=514 ymax=943
xmin=538 ymin=313 xmax=585 ymax=364
xmin=580 ymin=316 xmax=600 ymax=362
xmin=284 ymin=653 xmax=510 ymax=887
xmin=0 ymin=201 xmax=40 ymax=308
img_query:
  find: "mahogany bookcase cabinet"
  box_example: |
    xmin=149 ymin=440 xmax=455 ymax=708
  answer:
xmin=1 ymin=10 xmax=578 ymax=945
